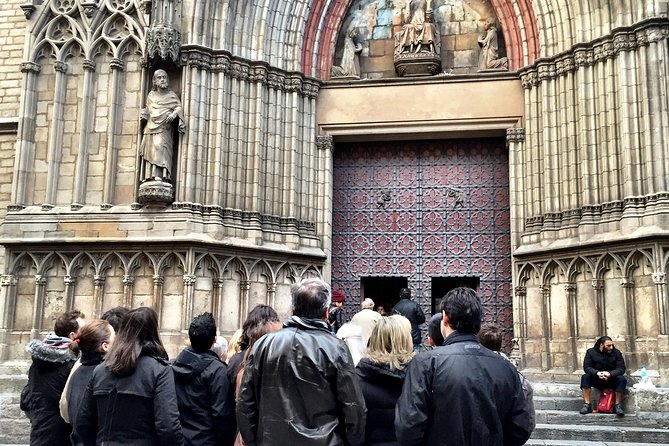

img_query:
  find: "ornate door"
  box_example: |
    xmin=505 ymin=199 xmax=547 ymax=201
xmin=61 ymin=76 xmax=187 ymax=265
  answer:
xmin=332 ymin=138 xmax=513 ymax=343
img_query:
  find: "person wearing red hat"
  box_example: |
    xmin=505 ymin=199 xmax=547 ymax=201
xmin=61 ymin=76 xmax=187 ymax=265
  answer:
xmin=329 ymin=290 xmax=348 ymax=333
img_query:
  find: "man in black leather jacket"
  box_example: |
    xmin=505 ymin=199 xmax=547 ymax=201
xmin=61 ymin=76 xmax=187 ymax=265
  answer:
xmin=173 ymin=312 xmax=235 ymax=446
xmin=392 ymin=288 xmax=425 ymax=350
xmin=579 ymin=335 xmax=627 ymax=416
xmin=237 ymin=278 xmax=366 ymax=446
xmin=395 ymin=287 xmax=533 ymax=446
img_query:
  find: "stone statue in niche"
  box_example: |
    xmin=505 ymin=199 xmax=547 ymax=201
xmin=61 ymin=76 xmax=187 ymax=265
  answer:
xmin=394 ymin=0 xmax=438 ymax=55
xmin=138 ymin=69 xmax=185 ymax=205
xmin=393 ymin=0 xmax=441 ymax=77
xmin=331 ymin=29 xmax=363 ymax=79
xmin=140 ymin=69 xmax=185 ymax=182
xmin=478 ymin=17 xmax=509 ymax=70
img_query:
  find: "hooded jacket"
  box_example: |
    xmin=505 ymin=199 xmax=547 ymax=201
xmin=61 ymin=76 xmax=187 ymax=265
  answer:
xmin=172 ymin=346 xmax=236 ymax=446
xmin=22 ymin=335 xmax=76 ymax=446
xmin=73 ymin=346 xmax=184 ymax=446
xmin=236 ymin=316 xmax=367 ymax=446
xmin=356 ymin=358 xmax=407 ymax=446
xmin=395 ymin=332 xmax=532 ymax=446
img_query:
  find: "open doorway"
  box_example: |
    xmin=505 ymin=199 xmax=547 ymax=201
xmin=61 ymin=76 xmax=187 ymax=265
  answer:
xmin=360 ymin=276 xmax=408 ymax=315
xmin=431 ymin=276 xmax=480 ymax=314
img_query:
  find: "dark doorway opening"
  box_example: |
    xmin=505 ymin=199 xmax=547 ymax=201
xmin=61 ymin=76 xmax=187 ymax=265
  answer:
xmin=431 ymin=276 xmax=480 ymax=314
xmin=360 ymin=276 xmax=408 ymax=316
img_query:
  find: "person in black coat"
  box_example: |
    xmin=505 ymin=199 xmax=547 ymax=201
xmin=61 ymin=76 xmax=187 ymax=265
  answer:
xmin=391 ymin=288 xmax=425 ymax=350
xmin=356 ymin=315 xmax=414 ymax=446
xmin=74 ymin=307 xmax=184 ymax=446
xmin=22 ymin=310 xmax=84 ymax=446
xmin=395 ymin=287 xmax=532 ymax=446
xmin=579 ymin=335 xmax=627 ymax=416
xmin=66 ymin=319 xmax=115 ymax=446
xmin=173 ymin=312 xmax=236 ymax=446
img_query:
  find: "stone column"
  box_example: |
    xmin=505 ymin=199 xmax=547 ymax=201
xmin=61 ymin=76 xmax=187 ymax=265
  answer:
xmin=539 ymin=284 xmax=552 ymax=371
xmin=212 ymin=278 xmax=224 ymax=327
xmin=44 ymin=61 xmax=69 ymax=210
xmin=63 ymin=275 xmax=76 ymax=313
xmin=72 ymin=59 xmax=96 ymax=210
xmin=565 ymin=282 xmax=579 ymax=371
xmin=267 ymin=283 xmax=276 ymax=308
xmin=592 ymin=279 xmax=606 ymax=336
xmin=101 ymin=58 xmax=125 ymax=209
xmin=621 ymin=277 xmax=637 ymax=366
xmin=652 ymin=272 xmax=667 ymax=334
xmin=182 ymin=275 xmax=196 ymax=329
xmin=10 ymin=62 xmax=41 ymax=210
xmin=507 ymin=128 xmax=525 ymax=249
xmin=31 ymin=275 xmax=47 ymax=338
xmin=239 ymin=281 xmax=250 ymax=326
xmin=122 ymin=275 xmax=135 ymax=308
xmin=152 ymin=275 xmax=164 ymax=317
xmin=0 ymin=275 xmax=18 ymax=359
xmin=93 ymin=275 xmax=106 ymax=317
xmin=511 ymin=285 xmax=527 ymax=368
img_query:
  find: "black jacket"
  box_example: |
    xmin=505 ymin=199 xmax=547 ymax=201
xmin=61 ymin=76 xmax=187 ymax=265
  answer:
xmin=74 ymin=350 xmax=184 ymax=446
xmin=583 ymin=345 xmax=626 ymax=377
xmin=67 ymin=351 xmax=105 ymax=446
xmin=356 ymin=359 xmax=407 ymax=446
xmin=23 ymin=336 xmax=76 ymax=446
xmin=173 ymin=347 xmax=236 ymax=446
xmin=237 ymin=316 xmax=366 ymax=446
xmin=391 ymin=299 xmax=425 ymax=345
xmin=395 ymin=332 xmax=532 ymax=446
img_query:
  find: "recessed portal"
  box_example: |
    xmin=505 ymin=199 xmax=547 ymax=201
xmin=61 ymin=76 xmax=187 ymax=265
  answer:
xmin=360 ymin=276 xmax=408 ymax=315
xmin=431 ymin=276 xmax=480 ymax=314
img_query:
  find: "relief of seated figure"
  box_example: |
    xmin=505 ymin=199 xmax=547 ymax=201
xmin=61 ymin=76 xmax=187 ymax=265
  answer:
xmin=394 ymin=0 xmax=439 ymax=55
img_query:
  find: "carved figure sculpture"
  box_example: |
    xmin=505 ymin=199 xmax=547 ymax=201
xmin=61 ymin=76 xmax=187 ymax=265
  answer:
xmin=139 ymin=69 xmax=185 ymax=182
xmin=395 ymin=0 xmax=438 ymax=55
xmin=331 ymin=29 xmax=363 ymax=78
xmin=478 ymin=17 xmax=509 ymax=70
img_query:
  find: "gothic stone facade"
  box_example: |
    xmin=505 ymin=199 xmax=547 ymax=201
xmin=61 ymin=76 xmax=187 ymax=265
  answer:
xmin=0 ymin=0 xmax=668 ymax=387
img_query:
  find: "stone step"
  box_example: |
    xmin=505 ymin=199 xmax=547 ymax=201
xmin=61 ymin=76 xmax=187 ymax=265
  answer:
xmin=526 ymin=441 xmax=668 ymax=446
xmin=536 ymin=409 xmax=667 ymax=428
xmin=534 ymin=396 xmax=583 ymax=411
xmin=530 ymin=423 xmax=669 ymax=444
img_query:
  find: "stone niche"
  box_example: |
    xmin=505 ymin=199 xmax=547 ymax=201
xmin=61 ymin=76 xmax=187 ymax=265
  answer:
xmin=333 ymin=0 xmax=505 ymax=79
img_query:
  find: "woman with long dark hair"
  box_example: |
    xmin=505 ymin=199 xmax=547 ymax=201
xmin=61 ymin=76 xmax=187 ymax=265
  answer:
xmin=74 ymin=307 xmax=184 ymax=445
xmin=66 ymin=319 xmax=115 ymax=446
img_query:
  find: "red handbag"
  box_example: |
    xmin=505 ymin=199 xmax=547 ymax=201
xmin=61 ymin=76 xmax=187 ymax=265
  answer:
xmin=597 ymin=389 xmax=615 ymax=413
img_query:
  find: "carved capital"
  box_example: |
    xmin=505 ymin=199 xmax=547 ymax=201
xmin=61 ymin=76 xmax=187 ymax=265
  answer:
xmin=213 ymin=278 xmax=224 ymax=288
xmin=506 ymin=127 xmax=525 ymax=143
xmin=240 ymin=281 xmax=250 ymax=291
xmin=652 ymin=272 xmax=666 ymax=285
xmin=19 ymin=3 xmax=36 ymax=19
xmin=267 ymin=283 xmax=277 ymax=293
xmin=35 ymin=275 xmax=47 ymax=285
xmin=514 ymin=286 xmax=526 ymax=297
xmin=54 ymin=61 xmax=68 ymax=73
xmin=0 ymin=274 xmax=17 ymax=286
xmin=520 ymin=70 xmax=538 ymax=89
xmin=123 ymin=275 xmax=135 ymax=285
xmin=64 ymin=275 xmax=76 ymax=285
xmin=564 ymin=282 xmax=577 ymax=292
xmin=20 ymin=61 xmax=40 ymax=74
xmin=592 ymin=279 xmax=604 ymax=290
xmin=620 ymin=277 xmax=635 ymax=288
xmin=146 ymin=27 xmax=182 ymax=64
xmin=538 ymin=284 xmax=551 ymax=297
xmin=315 ymin=135 xmax=334 ymax=151
xmin=94 ymin=275 xmax=106 ymax=286
xmin=573 ymin=48 xmax=593 ymax=68
xmin=153 ymin=275 xmax=164 ymax=285
xmin=79 ymin=59 xmax=95 ymax=72
xmin=183 ymin=274 xmax=197 ymax=285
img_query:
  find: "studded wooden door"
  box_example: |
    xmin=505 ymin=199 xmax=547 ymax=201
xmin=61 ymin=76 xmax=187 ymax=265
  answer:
xmin=332 ymin=138 xmax=513 ymax=344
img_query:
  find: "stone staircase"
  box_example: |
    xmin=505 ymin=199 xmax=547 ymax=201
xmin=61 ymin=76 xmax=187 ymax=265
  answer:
xmin=2 ymin=366 xmax=669 ymax=445
xmin=528 ymin=383 xmax=669 ymax=446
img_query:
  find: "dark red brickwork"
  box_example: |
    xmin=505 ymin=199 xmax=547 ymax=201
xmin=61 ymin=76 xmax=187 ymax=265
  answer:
xmin=332 ymin=138 xmax=513 ymax=347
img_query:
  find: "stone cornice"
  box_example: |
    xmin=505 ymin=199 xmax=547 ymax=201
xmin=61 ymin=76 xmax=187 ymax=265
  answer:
xmin=180 ymin=46 xmax=321 ymax=99
xmin=519 ymin=18 xmax=669 ymax=89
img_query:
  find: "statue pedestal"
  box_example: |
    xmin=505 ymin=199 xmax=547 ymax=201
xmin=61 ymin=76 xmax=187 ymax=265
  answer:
xmin=138 ymin=180 xmax=174 ymax=206
xmin=394 ymin=52 xmax=442 ymax=77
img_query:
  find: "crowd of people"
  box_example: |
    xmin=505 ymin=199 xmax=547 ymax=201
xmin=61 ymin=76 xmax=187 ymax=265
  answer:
xmin=21 ymin=278 xmax=626 ymax=445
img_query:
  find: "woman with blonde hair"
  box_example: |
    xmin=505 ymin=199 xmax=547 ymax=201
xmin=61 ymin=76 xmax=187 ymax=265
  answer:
xmin=356 ymin=314 xmax=414 ymax=446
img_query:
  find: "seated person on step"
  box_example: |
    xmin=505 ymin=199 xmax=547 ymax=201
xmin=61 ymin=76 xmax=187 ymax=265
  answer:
xmin=579 ymin=335 xmax=626 ymax=416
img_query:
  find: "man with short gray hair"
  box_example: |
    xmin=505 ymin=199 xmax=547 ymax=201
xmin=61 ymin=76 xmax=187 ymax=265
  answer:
xmin=237 ymin=278 xmax=366 ymax=446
